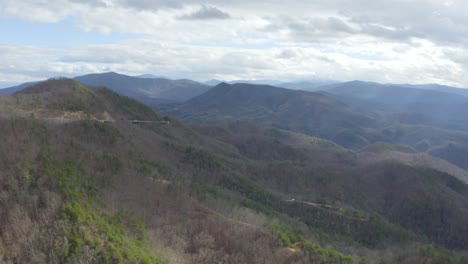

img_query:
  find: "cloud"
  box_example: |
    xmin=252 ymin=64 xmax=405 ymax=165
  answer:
xmin=0 ymin=0 xmax=74 ymax=23
xmin=68 ymin=0 xmax=108 ymax=7
xmin=283 ymin=16 xmax=357 ymax=42
xmin=3 ymin=0 xmax=468 ymax=46
xmin=2 ymin=0 xmax=468 ymax=86
xmin=179 ymin=5 xmax=230 ymax=20
xmin=1 ymin=37 xmax=465 ymax=87
xmin=277 ymin=49 xmax=297 ymax=59
xmin=116 ymin=0 xmax=184 ymax=10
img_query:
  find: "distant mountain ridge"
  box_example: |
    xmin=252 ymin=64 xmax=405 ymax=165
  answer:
xmin=0 ymin=81 xmax=20 ymax=89
xmin=135 ymin=74 xmax=166 ymax=79
xmin=279 ymin=80 xmax=339 ymax=91
xmin=1 ymin=78 xmax=468 ymax=262
xmin=398 ymin=83 xmax=468 ymax=97
xmin=322 ymin=80 xmax=468 ymax=131
xmin=159 ymin=82 xmax=383 ymax=149
xmin=0 ymin=72 xmax=211 ymax=106
xmin=74 ymin=72 xmax=210 ymax=105
xmin=0 ymin=81 xmax=40 ymax=95
xmin=3 ymin=74 xmax=468 ymax=108
xmin=203 ymin=79 xmax=339 ymax=91
xmin=158 ymin=82 xmax=468 ymax=172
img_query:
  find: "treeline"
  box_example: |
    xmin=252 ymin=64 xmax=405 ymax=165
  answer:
xmin=221 ymin=174 xmax=419 ymax=248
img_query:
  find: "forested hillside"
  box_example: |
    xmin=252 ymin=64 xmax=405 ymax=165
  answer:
xmin=160 ymin=82 xmax=468 ymax=173
xmin=1 ymin=79 xmax=467 ymax=263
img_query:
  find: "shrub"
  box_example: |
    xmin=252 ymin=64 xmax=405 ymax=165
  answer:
xmin=266 ymin=223 xmax=356 ymax=264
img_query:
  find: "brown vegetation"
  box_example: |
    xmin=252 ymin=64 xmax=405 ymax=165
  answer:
xmin=1 ymin=79 xmax=468 ymax=264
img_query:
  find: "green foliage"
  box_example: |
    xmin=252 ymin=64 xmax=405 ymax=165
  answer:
xmin=223 ymin=175 xmax=417 ymax=248
xmin=183 ymin=146 xmax=222 ymax=170
xmin=78 ymin=121 xmax=122 ymax=145
xmin=44 ymin=158 xmax=97 ymax=201
xmin=396 ymin=189 xmax=467 ymax=249
xmin=363 ymin=142 xmax=417 ymax=154
xmin=49 ymin=100 xmax=86 ymax=111
xmin=192 ymin=180 xmax=220 ymax=201
xmin=281 ymin=201 xmax=419 ymax=248
xmin=16 ymin=159 xmax=34 ymax=188
xmin=416 ymin=169 xmax=468 ymax=195
xmin=420 ymin=244 xmax=455 ymax=264
xmin=133 ymin=158 xmax=172 ymax=179
xmin=266 ymin=223 xmax=301 ymax=247
xmin=240 ymin=198 xmax=275 ymax=216
xmin=266 ymin=223 xmax=356 ymax=264
xmin=99 ymin=88 xmax=155 ymax=120
xmin=332 ymin=130 xmax=369 ymax=150
xmin=98 ymin=154 xmax=122 ymax=174
xmin=73 ymin=82 xmax=96 ymax=95
xmin=59 ymin=201 xmax=165 ymax=264
xmin=223 ymin=175 xmax=278 ymax=208
xmin=36 ymin=156 xmax=164 ymax=263
xmin=459 ymin=256 xmax=468 ymax=264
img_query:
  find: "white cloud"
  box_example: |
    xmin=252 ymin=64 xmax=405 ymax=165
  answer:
xmin=1 ymin=0 xmax=468 ymax=86
xmin=179 ymin=5 xmax=230 ymax=20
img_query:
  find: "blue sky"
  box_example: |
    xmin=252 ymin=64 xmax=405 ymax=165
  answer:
xmin=1 ymin=0 xmax=468 ymax=87
xmin=0 ymin=17 xmax=138 ymax=47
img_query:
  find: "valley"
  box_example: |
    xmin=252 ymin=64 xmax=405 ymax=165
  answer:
xmin=1 ymin=78 xmax=467 ymax=263
xmin=3 ymin=1 xmax=468 ymax=263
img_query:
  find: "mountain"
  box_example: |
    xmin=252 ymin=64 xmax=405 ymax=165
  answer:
xmin=159 ymin=82 xmax=468 ymax=170
xmin=0 ymin=72 xmax=211 ymax=105
xmin=279 ymin=80 xmax=339 ymax=91
xmin=0 ymin=81 xmax=20 ymax=89
xmin=321 ymin=80 xmax=468 ymax=131
xmin=429 ymin=142 xmax=468 ymax=171
xmin=1 ymin=78 xmax=468 ymax=263
xmin=0 ymin=81 xmax=39 ymax=95
xmin=322 ymin=81 xmax=468 ymax=108
xmin=1 ymin=79 xmax=298 ymax=263
xmin=204 ymin=79 xmax=339 ymax=89
xmin=74 ymin=72 xmax=211 ymax=105
xmin=204 ymin=79 xmax=224 ymax=86
xmin=227 ymin=79 xmax=284 ymax=86
xmin=191 ymin=121 xmax=468 ymax=251
xmin=206 ymin=79 xmax=284 ymax=86
xmin=135 ymin=74 xmax=165 ymax=79
xmin=161 ymin=82 xmax=384 ymax=149
xmin=399 ymin=83 xmax=468 ymax=98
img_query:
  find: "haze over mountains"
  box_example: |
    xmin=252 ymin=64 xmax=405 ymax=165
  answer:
xmin=204 ymin=79 xmax=339 ymax=91
xmin=3 ymin=72 xmax=468 ymax=172
xmin=0 ymin=82 xmax=40 ymax=96
xmin=3 ymin=72 xmax=467 ymax=106
xmin=1 ymin=77 xmax=468 ymax=263
xmin=153 ymin=80 xmax=468 ymax=170
xmin=321 ymin=81 xmax=468 ymax=130
xmin=0 ymin=72 xmax=211 ymax=106
xmin=5 ymin=0 xmax=468 ymax=262
xmin=161 ymin=82 xmax=380 ymax=148
xmin=75 ymin=72 xmax=211 ymax=105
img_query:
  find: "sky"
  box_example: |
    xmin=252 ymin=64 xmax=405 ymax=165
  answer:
xmin=1 ymin=0 xmax=468 ymax=87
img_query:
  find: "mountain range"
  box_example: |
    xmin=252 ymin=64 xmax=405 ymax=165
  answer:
xmin=0 ymin=81 xmax=40 ymax=95
xmin=321 ymin=81 xmax=468 ymax=131
xmin=0 ymin=72 xmax=211 ymax=106
xmin=204 ymin=79 xmax=339 ymax=91
xmin=74 ymin=72 xmax=211 ymax=105
xmin=4 ymin=73 xmax=468 ymax=170
xmin=1 ymin=78 xmax=468 ymax=263
xmin=159 ymin=82 xmax=382 ymax=149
